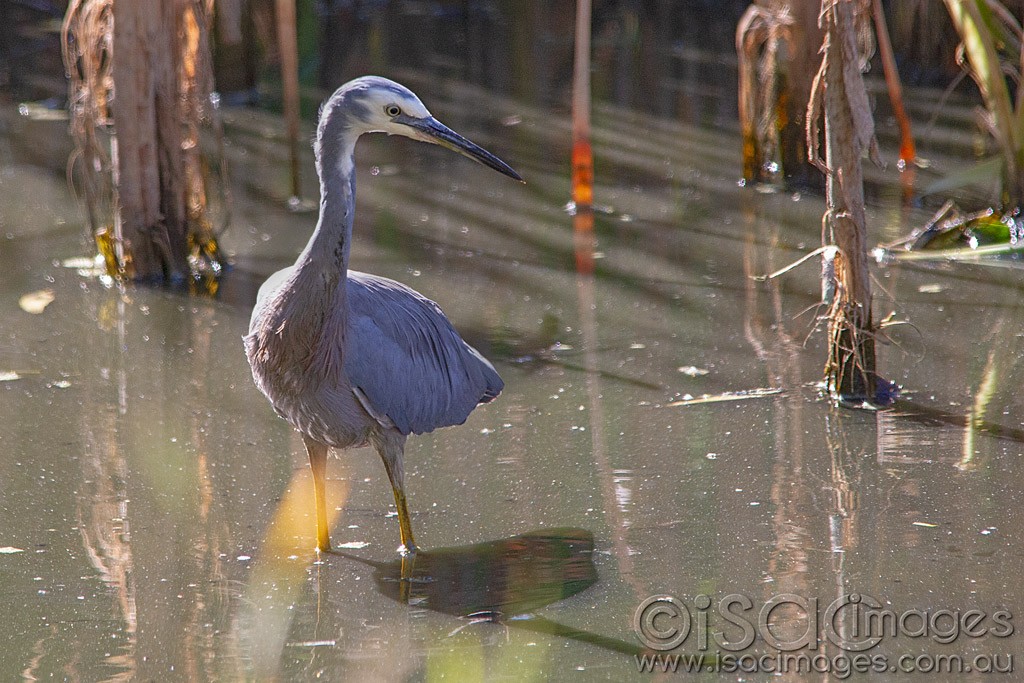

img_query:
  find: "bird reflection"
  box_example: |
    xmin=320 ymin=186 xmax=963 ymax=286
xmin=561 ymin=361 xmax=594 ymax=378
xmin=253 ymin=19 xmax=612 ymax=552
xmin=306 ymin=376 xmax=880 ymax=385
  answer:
xmin=362 ymin=528 xmax=597 ymax=617
xmin=335 ymin=528 xmax=645 ymax=657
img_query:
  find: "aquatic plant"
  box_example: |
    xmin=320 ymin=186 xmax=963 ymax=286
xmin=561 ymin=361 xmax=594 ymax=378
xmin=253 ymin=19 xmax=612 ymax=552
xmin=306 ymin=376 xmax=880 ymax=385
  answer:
xmin=943 ymin=0 xmax=1024 ymax=206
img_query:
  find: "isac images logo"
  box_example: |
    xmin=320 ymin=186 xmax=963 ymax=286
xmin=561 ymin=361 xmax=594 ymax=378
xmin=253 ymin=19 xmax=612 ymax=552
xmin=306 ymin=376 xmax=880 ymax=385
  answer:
xmin=633 ymin=593 xmax=1015 ymax=677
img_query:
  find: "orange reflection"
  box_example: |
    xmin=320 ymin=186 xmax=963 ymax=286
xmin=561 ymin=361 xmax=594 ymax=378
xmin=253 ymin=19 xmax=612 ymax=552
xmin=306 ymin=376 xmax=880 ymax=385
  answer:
xmin=266 ymin=461 xmax=348 ymax=556
xmin=571 ymin=139 xmax=594 ymax=208
xmin=242 ymin=460 xmax=348 ymax=676
xmin=573 ymin=208 xmax=595 ymax=275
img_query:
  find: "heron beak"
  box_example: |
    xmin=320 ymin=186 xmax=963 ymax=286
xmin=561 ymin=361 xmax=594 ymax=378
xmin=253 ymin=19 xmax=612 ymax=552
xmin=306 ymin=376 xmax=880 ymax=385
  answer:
xmin=402 ymin=116 xmax=523 ymax=182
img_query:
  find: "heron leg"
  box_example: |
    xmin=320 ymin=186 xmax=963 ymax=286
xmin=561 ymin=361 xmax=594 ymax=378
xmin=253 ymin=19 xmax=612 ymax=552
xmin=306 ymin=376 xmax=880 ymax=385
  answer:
xmin=372 ymin=432 xmax=418 ymax=555
xmin=302 ymin=435 xmax=332 ymax=552
xmin=398 ymin=552 xmax=417 ymax=604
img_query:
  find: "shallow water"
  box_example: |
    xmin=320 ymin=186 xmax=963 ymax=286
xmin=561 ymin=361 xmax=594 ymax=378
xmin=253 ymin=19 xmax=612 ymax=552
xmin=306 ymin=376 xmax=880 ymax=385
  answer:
xmin=4 ymin=26 xmax=1024 ymax=683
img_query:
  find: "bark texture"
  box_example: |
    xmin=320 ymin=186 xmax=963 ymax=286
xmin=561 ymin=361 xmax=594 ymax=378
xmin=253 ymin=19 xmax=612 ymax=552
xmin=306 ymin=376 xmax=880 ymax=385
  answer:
xmin=809 ymin=0 xmax=880 ymax=402
xmin=65 ymin=0 xmax=218 ymax=282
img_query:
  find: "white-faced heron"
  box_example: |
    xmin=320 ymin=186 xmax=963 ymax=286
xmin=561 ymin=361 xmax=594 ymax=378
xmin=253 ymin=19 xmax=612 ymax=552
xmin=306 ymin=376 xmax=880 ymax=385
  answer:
xmin=244 ymin=76 xmax=522 ymax=554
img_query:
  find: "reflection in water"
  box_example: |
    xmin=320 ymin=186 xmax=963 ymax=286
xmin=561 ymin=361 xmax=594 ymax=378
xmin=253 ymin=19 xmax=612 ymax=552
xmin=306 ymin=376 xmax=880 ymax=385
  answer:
xmin=880 ymin=400 xmax=1024 ymax=462
xmin=241 ymin=462 xmax=349 ymax=676
xmin=339 ymin=528 xmax=645 ymax=659
xmin=742 ymin=195 xmax=817 ymax=666
xmin=365 ymin=528 xmax=596 ymax=618
xmin=75 ymin=404 xmax=137 ymax=682
xmin=823 ymin=412 xmax=872 ymax=661
xmin=569 ymin=1 xmax=646 ymax=628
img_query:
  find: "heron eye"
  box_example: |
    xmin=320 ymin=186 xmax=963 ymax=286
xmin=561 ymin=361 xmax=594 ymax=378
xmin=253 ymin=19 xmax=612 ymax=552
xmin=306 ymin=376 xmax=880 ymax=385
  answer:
xmin=385 ymin=105 xmax=402 ymax=117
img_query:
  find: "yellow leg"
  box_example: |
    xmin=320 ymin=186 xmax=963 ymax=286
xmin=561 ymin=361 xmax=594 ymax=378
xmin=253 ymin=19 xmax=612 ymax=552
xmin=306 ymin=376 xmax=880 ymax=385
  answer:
xmin=303 ymin=436 xmax=331 ymax=552
xmin=374 ymin=432 xmax=418 ymax=555
xmin=390 ymin=484 xmax=418 ymax=555
xmin=398 ymin=549 xmax=418 ymax=604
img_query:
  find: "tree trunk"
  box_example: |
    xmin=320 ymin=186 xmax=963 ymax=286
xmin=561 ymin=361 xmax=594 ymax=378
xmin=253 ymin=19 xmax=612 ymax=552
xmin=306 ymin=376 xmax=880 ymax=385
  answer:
xmin=815 ymin=0 xmax=880 ymax=403
xmin=112 ymin=0 xmax=190 ymax=280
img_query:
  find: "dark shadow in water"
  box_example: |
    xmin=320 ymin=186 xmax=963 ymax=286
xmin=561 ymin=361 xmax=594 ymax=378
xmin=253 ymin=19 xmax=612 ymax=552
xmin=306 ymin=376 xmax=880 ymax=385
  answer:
xmin=333 ymin=527 xmax=644 ymax=657
xmin=337 ymin=527 xmax=596 ymax=617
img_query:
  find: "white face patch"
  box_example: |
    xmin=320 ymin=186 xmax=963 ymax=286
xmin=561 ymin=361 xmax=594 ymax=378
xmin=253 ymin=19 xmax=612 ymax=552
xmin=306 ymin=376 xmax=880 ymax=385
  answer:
xmin=348 ymin=78 xmax=432 ymax=135
xmin=381 ymin=93 xmax=430 ymax=120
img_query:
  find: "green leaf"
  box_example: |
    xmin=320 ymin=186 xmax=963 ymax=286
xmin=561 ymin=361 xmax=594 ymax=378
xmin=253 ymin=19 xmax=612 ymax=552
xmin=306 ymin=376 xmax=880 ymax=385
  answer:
xmin=944 ymin=0 xmax=1019 ymax=164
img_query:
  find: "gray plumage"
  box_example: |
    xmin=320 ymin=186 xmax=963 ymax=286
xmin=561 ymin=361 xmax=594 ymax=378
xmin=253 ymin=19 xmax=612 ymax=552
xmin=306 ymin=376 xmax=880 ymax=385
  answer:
xmin=248 ymin=268 xmax=502 ymax=437
xmin=244 ymin=76 xmax=521 ymax=554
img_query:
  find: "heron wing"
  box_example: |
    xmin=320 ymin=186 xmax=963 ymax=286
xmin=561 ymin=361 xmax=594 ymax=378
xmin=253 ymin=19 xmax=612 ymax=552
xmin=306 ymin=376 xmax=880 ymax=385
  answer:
xmin=345 ymin=271 xmax=503 ymax=435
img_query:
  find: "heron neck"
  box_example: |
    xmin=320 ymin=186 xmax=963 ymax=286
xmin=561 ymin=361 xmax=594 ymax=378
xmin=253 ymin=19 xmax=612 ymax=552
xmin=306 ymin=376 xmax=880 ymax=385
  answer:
xmin=294 ymin=134 xmax=358 ymax=291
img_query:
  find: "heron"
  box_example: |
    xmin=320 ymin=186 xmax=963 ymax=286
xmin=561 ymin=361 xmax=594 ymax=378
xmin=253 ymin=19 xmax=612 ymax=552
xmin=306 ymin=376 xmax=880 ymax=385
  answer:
xmin=244 ymin=76 xmax=522 ymax=555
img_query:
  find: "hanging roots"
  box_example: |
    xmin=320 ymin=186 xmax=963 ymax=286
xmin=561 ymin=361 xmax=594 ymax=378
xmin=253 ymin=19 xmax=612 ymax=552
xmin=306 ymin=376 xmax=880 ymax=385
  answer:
xmin=62 ymin=0 xmax=115 ymax=243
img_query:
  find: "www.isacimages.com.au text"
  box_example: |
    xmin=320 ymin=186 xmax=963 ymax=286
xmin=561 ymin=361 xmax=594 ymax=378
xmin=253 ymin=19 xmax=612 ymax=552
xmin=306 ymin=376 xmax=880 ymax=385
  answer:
xmin=634 ymin=651 xmax=1014 ymax=677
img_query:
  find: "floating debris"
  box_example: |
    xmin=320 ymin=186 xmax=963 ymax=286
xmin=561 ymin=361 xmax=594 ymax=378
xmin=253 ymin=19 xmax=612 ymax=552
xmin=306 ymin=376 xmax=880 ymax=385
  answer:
xmin=911 ymin=521 xmax=937 ymax=528
xmin=677 ymin=365 xmax=710 ymax=376
xmin=666 ymin=387 xmax=783 ymax=407
xmin=0 ymin=372 xmax=21 ymax=382
xmin=336 ymin=541 xmax=369 ymax=549
xmin=19 ymin=290 xmax=55 ymax=314
xmin=0 ymin=547 xmax=25 ymax=554
xmin=563 ymin=200 xmax=616 ymax=216
xmin=62 ymin=255 xmax=108 ymax=278
xmin=61 ymin=256 xmax=97 ymax=269
xmin=18 ymin=101 xmax=68 ymax=121
xmin=286 ymin=640 xmax=336 ymax=648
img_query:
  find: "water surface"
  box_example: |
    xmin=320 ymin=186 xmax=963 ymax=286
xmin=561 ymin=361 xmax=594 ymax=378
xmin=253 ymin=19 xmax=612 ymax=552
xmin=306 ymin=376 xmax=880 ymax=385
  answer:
xmin=2 ymin=29 xmax=1024 ymax=683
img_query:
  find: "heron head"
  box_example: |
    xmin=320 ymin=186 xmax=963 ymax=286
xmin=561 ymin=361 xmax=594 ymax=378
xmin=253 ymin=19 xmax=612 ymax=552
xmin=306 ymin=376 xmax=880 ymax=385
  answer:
xmin=341 ymin=76 xmax=523 ymax=182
